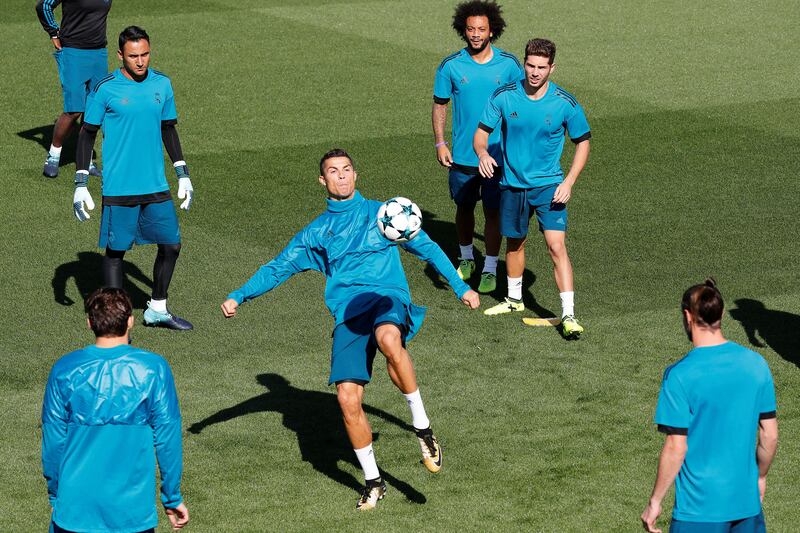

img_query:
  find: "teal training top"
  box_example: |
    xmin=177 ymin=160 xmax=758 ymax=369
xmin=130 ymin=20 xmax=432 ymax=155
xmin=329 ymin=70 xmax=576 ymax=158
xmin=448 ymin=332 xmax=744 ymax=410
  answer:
xmin=433 ymin=47 xmax=522 ymax=167
xmin=228 ymin=191 xmax=470 ymax=340
xmin=654 ymin=341 xmax=777 ymax=522
xmin=42 ymin=344 xmax=183 ymax=533
xmin=84 ymin=68 xmax=178 ymax=199
xmin=479 ymin=80 xmax=591 ymax=188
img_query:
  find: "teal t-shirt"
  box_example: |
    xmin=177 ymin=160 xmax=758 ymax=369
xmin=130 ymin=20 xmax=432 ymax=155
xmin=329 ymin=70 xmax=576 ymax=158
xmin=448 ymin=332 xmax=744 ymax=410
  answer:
xmin=434 ymin=47 xmax=522 ymax=167
xmin=479 ymin=80 xmax=590 ymax=188
xmin=84 ymin=68 xmax=178 ymax=198
xmin=654 ymin=341 xmax=777 ymax=522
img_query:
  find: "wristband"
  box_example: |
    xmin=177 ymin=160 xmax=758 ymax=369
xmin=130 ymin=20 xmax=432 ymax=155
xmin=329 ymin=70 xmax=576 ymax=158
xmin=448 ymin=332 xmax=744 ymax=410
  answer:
xmin=74 ymin=171 xmax=89 ymax=187
xmin=174 ymin=163 xmax=189 ymax=179
xmin=435 ymin=141 xmax=448 ymax=148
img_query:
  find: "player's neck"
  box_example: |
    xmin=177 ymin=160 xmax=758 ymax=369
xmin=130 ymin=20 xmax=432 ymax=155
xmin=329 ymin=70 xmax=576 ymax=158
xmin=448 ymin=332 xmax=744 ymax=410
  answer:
xmin=95 ymin=334 xmax=131 ymax=349
xmin=121 ymin=66 xmax=148 ymax=82
xmin=467 ymin=44 xmax=493 ymax=64
xmin=524 ymin=79 xmax=549 ymax=100
xmin=690 ymin=326 xmax=726 ymax=348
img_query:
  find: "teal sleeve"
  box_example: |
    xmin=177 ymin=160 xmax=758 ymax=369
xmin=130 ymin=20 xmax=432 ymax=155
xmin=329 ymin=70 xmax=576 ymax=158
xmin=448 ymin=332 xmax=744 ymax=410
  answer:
xmin=433 ymin=62 xmax=452 ymax=101
xmin=228 ymin=230 xmax=324 ymax=304
xmin=478 ymin=93 xmax=502 ymax=131
xmin=566 ymin=103 xmax=590 ymax=141
xmin=41 ymin=369 xmax=68 ymax=505
xmin=150 ymin=363 xmax=183 ymax=509
xmin=759 ymin=365 xmax=777 ymax=415
xmin=162 ymin=79 xmax=178 ymax=121
xmin=654 ymin=366 xmax=691 ymax=429
xmin=401 ymin=230 xmax=470 ymax=299
xmin=83 ymin=86 xmax=106 ymax=127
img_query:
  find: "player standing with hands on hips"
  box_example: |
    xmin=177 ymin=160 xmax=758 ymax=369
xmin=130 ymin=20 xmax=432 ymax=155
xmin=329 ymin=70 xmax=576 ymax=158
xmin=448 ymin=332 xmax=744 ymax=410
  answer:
xmin=641 ymin=279 xmax=778 ymax=533
xmin=432 ymin=0 xmax=521 ymax=294
xmin=221 ymin=149 xmax=480 ymax=510
xmin=36 ymin=0 xmax=111 ymax=178
xmin=73 ymin=26 xmax=195 ymax=330
xmin=474 ymin=38 xmax=590 ymax=338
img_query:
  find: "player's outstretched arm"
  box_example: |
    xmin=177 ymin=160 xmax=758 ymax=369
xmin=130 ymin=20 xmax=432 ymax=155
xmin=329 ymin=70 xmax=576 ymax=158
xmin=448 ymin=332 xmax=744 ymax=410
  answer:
xmin=402 ymin=230 xmax=474 ymax=305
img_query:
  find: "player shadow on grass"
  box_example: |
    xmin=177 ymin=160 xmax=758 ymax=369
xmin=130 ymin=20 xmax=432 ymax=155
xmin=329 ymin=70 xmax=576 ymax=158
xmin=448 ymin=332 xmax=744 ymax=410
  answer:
xmin=17 ymin=124 xmax=77 ymax=167
xmin=52 ymin=251 xmax=153 ymax=310
xmin=187 ymin=373 xmax=427 ymax=504
xmin=729 ymin=299 xmax=800 ymax=368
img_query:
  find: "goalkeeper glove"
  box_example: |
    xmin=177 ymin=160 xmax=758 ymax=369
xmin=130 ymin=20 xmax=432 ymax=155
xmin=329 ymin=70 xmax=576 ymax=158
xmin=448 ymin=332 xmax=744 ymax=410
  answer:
xmin=73 ymin=171 xmax=95 ymax=221
xmin=175 ymin=162 xmax=193 ymax=210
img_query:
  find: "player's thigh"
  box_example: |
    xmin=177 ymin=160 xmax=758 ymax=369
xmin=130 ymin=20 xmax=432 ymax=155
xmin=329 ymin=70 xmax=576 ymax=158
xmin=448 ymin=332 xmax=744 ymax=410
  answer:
xmin=448 ymin=167 xmax=481 ymax=207
xmin=372 ymin=296 xmax=409 ymax=354
xmin=137 ymin=200 xmax=181 ymax=245
xmin=59 ymin=48 xmax=102 ymax=113
xmin=99 ymin=204 xmax=141 ymax=251
xmin=499 ymin=186 xmax=531 ymax=238
xmin=530 ymin=184 xmax=567 ymax=233
xmin=330 ymin=317 xmax=378 ymax=386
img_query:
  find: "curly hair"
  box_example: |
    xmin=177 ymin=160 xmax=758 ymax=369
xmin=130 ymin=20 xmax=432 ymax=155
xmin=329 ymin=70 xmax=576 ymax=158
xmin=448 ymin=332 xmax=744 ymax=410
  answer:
xmin=452 ymin=1 xmax=506 ymax=43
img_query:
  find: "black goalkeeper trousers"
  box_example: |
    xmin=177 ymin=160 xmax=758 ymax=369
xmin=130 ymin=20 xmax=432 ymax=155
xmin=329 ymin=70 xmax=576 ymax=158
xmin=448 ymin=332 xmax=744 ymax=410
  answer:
xmin=103 ymin=244 xmax=181 ymax=299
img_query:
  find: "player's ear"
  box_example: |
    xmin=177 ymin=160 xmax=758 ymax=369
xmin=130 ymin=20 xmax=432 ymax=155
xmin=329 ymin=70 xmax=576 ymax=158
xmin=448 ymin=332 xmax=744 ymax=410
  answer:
xmin=127 ymin=314 xmax=134 ymax=332
xmin=86 ymin=318 xmax=92 ymax=331
xmin=318 ymin=174 xmax=326 ymax=187
xmin=353 ymin=170 xmax=358 ymax=183
xmin=117 ymin=49 xmax=123 ymax=61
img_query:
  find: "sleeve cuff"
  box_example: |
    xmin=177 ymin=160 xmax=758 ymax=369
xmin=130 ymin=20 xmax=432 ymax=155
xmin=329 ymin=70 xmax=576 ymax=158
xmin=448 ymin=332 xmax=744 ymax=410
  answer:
xmin=478 ymin=122 xmax=494 ymax=134
xmin=227 ymin=291 xmax=244 ymax=305
xmin=657 ymin=424 xmax=688 ymax=435
xmin=571 ymin=131 xmax=591 ymax=144
xmin=433 ymin=95 xmax=450 ymax=105
xmin=759 ymin=410 xmax=777 ymax=420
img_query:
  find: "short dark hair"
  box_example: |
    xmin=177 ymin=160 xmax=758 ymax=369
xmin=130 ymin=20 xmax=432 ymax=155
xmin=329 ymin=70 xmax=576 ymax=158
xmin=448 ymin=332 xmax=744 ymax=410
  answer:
xmin=681 ymin=278 xmax=724 ymax=327
xmin=525 ymin=38 xmax=556 ymax=64
xmin=85 ymin=288 xmax=132 ymax=337
xmin=119 ymin=25 xmax=150 ymax=51
xmin=452 ymin=1 xmax=506 ymax=43
xmin=319 ymin=148 xmax=354 ymax=175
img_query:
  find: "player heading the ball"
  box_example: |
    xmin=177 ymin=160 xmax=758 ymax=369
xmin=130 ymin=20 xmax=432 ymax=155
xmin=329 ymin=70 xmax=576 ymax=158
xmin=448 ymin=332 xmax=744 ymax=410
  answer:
xmin=221 ymin=149 xmax=480 ymax=510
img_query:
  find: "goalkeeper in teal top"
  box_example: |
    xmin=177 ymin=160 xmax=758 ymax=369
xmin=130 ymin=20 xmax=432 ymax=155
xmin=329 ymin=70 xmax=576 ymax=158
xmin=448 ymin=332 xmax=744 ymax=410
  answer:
xmin=474 ymin=38 xmax=591 ymax=338
xmin=432 ymin=0 xmax=522 ymax=294
xmin=74 ymin=26 xmax=194 ymax=331
xmin=222 ymin=149 xmax=480 ymax=510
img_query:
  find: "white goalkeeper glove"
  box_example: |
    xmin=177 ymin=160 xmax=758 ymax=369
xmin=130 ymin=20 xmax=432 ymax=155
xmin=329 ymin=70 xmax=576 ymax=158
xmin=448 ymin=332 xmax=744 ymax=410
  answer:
xmin=175 ymin=162 xmax=193 ymax=210
xmin=73 ymin=172 xmax=95 ymax=221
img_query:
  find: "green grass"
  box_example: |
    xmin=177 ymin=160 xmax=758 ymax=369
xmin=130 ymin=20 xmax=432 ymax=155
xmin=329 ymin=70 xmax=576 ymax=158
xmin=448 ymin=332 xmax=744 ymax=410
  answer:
xmin=1 ymin=1 xmax=799 ymax=531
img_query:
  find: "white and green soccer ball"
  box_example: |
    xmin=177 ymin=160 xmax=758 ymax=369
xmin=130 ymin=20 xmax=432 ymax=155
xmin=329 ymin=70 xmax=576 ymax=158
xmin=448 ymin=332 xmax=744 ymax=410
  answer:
xmin=377 ymin=197 xmax=423 ymax=242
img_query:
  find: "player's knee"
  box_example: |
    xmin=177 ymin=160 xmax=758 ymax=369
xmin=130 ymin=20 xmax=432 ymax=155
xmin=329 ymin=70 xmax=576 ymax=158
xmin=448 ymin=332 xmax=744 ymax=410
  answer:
xmin=546 ymin=239 xmax=566 ymax=258
xmin=375 ymin=327 xmax=402 ymax=357
xmin=336 ymin=389 xmax=363 ymax=421
xmin=158 ymin=243 xmax=181 ymax=259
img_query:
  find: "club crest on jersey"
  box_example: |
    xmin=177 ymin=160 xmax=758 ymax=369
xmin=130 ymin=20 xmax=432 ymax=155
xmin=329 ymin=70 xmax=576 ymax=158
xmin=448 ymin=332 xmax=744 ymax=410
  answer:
xmin=154 ymin=92 xmax=162 ymax=104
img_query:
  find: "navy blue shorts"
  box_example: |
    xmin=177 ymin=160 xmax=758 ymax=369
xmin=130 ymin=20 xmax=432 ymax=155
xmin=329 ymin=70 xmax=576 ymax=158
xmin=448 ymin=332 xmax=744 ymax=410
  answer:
xmin=448 ymin=165 xmax=501 ymax=209
xmin=329 ymin=295 xmax=409 ymax=385
xmin=499 ymin=183 xmax=566 ymax=238
xmin=670 ymin=511 xmax=766 ymax=533
xmin=99 ymin=200 xmax=181 ymax=251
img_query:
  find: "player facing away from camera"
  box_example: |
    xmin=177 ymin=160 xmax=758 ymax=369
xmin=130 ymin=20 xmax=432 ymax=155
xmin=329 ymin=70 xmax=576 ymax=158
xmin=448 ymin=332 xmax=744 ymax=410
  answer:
xmin=432 ymin=0 xmax=521 ymax=294
xmin=74 ymin=26 xmax=195 ymax=330
xmin=221 ymin=149 xmax=480 ymax=510
xmin=36 ymin=0 xmax=111 ymax=178
xmin=42 ymin=288 xmax=189 ymax=533
xmin=474 ymin=38 xmax=590 ymax=338
xmin=641 ymin=279 xmax=778 ymax=533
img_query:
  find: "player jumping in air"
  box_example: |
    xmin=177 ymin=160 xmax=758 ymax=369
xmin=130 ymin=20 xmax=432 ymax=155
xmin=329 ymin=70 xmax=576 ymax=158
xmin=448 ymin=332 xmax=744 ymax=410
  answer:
xmin=74 ymin=26 xmax=195 ymax=330
xmin=432 ymin=0 xmax=521 ymax=293
xmin=221 ymin=149 xmax=480 ymax=510
xmin=474 ymin=38 xmax=590 ymax=338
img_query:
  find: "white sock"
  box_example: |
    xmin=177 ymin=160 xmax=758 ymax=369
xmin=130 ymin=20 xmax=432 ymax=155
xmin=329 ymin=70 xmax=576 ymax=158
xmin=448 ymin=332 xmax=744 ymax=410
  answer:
xmin=508 ymin=276 xmax=523 ymax=301
xmin=403 ymin=389 xmax=430 ymax=430
xmin=354 ymin=443 xmax=380 ymax=481
xmin=49 ymin=145 xmax=62 ymax=158
xmin=459 ymin=244 xmax=474 ymax=260
xmin=483 ymin=255 xmax=498 ymax=274
xmin=560 ymin=291 xmax=575 ymax=318
xmin=149 ymin=298 xmax=167 ymax=313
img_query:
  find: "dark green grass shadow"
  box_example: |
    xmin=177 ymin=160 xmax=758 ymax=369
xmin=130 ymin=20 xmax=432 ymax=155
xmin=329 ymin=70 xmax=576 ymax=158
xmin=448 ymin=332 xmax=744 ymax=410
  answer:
xmin=52 ymin=251 xmax=153 ymax=310
xmin=729 ymin=299 xmax=800 ymax=368
xmin=17 ymin=124 xmax=78 ymax=167
xmin=187 ymin=373 xmax=426 ymax=504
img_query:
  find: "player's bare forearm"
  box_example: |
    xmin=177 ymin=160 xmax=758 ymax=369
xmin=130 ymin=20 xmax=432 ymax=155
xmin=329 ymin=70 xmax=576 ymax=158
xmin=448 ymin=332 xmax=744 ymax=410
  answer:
xmin=757 ymin=417 xmax=778 ymax=477
xmin=563 ymin=139 xmax=590 ymax=186
xmin=649 ymin=434 xmax=686 ymax=503
xmin=473 ymin=129 xmax=496 ymax=178
xmin=432 ymin=103 xmax=448 ymax=143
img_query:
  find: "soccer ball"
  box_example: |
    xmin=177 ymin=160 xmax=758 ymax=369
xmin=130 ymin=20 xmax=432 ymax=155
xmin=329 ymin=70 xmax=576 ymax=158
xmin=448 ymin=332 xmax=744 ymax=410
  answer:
xmin=377 ymin=197 xmax=423 ymax=242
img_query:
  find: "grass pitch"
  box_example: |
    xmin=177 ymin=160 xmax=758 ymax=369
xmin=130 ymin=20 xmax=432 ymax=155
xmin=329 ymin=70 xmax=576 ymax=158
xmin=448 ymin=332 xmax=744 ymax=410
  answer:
xmin=1 ymin=1 xmax=799 ymax=531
